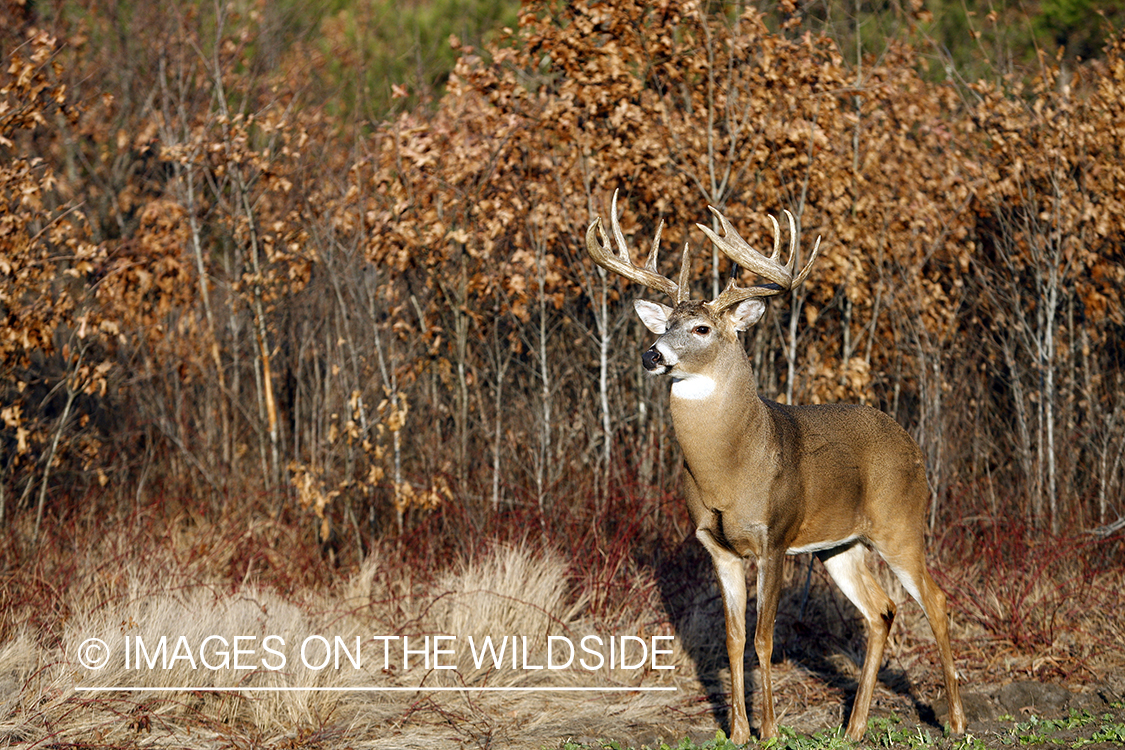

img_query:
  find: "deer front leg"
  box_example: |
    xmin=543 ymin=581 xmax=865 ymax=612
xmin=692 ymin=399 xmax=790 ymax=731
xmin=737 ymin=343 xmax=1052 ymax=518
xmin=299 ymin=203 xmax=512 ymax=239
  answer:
xmin=753 ymin=551 xmax=784 ymax=740
xmin=696 ymin=528 xmax=750 ymax=745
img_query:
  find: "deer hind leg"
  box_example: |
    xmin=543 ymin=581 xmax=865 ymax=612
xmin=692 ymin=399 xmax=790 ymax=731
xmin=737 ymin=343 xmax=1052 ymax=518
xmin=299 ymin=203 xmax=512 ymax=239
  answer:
xmin=696 ymin=529 xmax=751 ymax=745
xmin=883 ymin=553 xmax=967 ymax=735
xmin=818 ymin=544 xmax=897 ymax=741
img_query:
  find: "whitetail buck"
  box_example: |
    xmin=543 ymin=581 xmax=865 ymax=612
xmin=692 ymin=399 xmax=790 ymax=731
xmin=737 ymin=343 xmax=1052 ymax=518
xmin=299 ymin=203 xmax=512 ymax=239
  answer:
xmin=586 ymin=191 xmax=965 ymax=743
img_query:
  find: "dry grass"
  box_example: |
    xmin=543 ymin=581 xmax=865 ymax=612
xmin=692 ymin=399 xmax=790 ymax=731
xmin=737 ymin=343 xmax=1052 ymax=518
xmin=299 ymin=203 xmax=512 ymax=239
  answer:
xmin=0 ymin=534 xmax=699 ymax=748
xmin=1 ymin=492 xmax=1123 ymax=748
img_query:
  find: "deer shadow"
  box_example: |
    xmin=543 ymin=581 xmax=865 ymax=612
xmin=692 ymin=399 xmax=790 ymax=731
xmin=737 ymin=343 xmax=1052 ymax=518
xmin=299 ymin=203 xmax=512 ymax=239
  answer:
xmin=647 ymin=536 xmax=731 ymax=732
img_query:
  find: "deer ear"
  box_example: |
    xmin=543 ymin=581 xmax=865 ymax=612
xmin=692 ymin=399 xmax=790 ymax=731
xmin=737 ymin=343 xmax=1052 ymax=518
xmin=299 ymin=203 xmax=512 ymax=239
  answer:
xmin=729 ymin=298 xmax=766 ymax=331
xmin=634 ymin=299 xmax=672 ymax=334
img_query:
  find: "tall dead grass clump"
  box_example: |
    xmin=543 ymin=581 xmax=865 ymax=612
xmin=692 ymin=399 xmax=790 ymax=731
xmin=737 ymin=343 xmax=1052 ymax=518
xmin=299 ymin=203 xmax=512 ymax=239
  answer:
xmin=0 ymin=542 xmax=694 ymax=746
xmin=430 ymin=543 xmax=588 ymax=683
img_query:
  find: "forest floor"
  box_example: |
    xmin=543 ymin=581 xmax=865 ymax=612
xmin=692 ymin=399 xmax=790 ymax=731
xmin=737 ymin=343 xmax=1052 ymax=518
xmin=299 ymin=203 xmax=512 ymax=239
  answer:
xmin=555 ymin=666 xmax=1125 ymax=750
xmin=1 ymin=498 xmax=1123 ymax=749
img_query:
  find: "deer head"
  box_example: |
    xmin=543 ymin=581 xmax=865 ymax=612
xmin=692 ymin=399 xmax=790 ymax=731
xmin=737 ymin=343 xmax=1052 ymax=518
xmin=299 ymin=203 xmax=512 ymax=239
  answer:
xmin=586 ymin=190 xmax=821 ymax=394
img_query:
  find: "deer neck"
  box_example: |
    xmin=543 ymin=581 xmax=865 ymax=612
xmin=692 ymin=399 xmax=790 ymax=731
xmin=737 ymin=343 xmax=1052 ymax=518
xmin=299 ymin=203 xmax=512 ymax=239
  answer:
xmin=668 ymin=352 xmax=769 ymax=485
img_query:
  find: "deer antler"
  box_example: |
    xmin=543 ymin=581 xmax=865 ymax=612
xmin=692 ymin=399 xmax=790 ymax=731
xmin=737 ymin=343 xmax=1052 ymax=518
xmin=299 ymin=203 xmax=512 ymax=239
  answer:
xmin=697 ymin=207 xmax=821 ymax=314
xmin=586 ymin=189 xmax=692 ymax=305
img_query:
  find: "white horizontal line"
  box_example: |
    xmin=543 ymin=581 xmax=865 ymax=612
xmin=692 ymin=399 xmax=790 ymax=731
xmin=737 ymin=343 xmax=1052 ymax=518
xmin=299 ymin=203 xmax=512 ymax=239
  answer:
xmin=75 ymin=686 xmax=677 ymax=693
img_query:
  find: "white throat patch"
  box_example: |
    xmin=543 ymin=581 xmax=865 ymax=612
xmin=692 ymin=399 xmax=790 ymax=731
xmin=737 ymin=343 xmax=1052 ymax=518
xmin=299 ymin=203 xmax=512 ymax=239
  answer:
xmin=670 ymin=374 xmax=716 ymax=400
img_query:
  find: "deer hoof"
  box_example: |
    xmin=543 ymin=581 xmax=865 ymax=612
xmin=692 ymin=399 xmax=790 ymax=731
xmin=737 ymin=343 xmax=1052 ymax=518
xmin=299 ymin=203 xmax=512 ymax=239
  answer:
xmin=845 ymin=722 xmax=866 ymax=742
xmin=730 ymin=720 xmax=751 ymax=745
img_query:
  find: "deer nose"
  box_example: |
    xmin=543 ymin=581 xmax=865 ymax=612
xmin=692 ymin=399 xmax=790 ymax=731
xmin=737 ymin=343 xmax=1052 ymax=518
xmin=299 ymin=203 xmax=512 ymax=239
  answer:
xmin=642 ymin=346 xmax=663 ymax=371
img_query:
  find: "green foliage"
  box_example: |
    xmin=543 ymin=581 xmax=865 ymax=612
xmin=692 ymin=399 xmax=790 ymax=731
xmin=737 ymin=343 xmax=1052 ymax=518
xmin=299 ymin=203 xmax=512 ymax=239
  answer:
xmin=866 ymin=715 xmax=939 ymax=748
xmin=795 ymin=0 xmax=1125 ymax=84
xmin=1078 ymin=723 xmax=1125 ymax=746
xmin=312 ymin=0 xmax=520 ymax=120
xmin=1012 ymin=709 xmax=1098 ymax=740
xmin=951 ymin=735 xmax=990 ymax=750
xmin=1001 ymin=709 xmax=1125 ymax=748
xmin=555 ymin=709 xmax=1125 ymax=750
xmin=1036 ymin=0 xmax=1125 ymax=60
xmin=760 ymin=725 xmax=853 ymax=749
xmin=560 ymin=727 xmax=851 ymax=750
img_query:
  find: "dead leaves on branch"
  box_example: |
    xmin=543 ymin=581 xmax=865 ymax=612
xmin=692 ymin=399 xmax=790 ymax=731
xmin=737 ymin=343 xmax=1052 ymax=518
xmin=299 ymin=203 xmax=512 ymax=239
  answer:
xmin=3 ymin=3 xmax=1125 ymax=535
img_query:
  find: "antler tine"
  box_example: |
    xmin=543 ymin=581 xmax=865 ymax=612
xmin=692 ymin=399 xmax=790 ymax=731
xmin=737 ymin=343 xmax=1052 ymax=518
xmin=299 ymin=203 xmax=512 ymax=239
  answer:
xmin=698 ymin=206 xmax=794 ymax=286
xmin=644 ymin=218 xmax=664 ymax=273
xmin=768 ymin=213 xmax=783 ymax=266
xmin=792 ymin=234 xmax=821 ymax=288
xmin=608 ymin=189 xmax=629 ymax=264
xmin=697 ymin=206 xmax=822 ymax=314
xmin=585 ymin=189 xmax=685 ymax=303
xmin=676 ymin=242 xmax=691 ymax=304
xmin=647 ymin=219 xmax=693 ymax=306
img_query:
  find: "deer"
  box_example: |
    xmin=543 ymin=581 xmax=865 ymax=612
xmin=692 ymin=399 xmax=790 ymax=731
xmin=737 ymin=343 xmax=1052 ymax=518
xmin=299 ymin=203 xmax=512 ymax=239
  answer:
xmin=585 ymin=191 xmax=966 ymax=744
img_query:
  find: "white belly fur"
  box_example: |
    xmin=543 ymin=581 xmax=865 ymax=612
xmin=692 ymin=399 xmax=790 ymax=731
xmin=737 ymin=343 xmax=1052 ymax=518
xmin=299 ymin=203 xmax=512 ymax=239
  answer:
xmin=786 ymin=536 xmax=859 ymax=555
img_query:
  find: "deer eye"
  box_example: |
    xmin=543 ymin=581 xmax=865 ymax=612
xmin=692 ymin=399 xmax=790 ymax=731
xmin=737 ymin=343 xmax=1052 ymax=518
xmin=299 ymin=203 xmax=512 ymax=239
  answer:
xmin=693 ymin=325 xmax=710 ymax=336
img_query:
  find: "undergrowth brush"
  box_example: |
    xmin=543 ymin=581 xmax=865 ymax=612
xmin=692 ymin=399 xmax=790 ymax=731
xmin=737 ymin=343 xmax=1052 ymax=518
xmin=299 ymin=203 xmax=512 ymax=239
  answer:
xmin=0 ymin=483 xmax=1122 ymax=748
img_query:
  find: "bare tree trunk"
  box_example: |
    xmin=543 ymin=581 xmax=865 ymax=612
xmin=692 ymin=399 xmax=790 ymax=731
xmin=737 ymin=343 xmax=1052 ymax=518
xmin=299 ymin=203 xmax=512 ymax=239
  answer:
xmin=1043 ymin=260 xmax=1059 ymax=533
xmin=33 ymin=353 xmax=82 ymax=547
xmin=486 ymin=318 xmax=511 ymax=512
xmin=840 ymin=295 xmax=854 ymax=393
xmin=454 ymin=250 xmax=470 ymax=491
xmin=208 ymin=0 xmax=285 ymax=494
xmin=914 ymin=329 xmax=944 ymax=531
xmin=1098 ymin=390 xmax=1125 ymax=524
xmin=369 ymin=274 xmax=403 ymax=534
xmin=702 ymin=16 xmax=721 ymax=301
xmin=1002 ymin=336 xmax=1035 ymax=523
xmin=224 ymin=249 xmax=243 ymax=482
xmin=784 ymin=299 xmax=800 ymax=405
xmin=157 ymin=52 xmax=232 ymax=480
xmin=861 ymin=239 xmax=886 ymax=408
xmin=239 ymin=187 xmax=281 ymax=492
xmin=491 ymin=363 xmax=506 ymax=512
xmin=659 ymin=4 xmax=757 ymax=299
xmin=536 ymin=249 xmax=552 ymax=514
xmin=782 ymin=119 xmax=817 ymax=406
xmin=928 ymin=351 xmax=943 ymax=531
xmin=597 ymin=272 xmax=612 ymax=505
